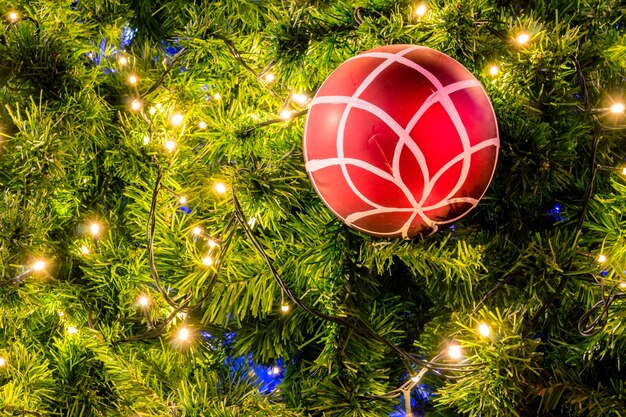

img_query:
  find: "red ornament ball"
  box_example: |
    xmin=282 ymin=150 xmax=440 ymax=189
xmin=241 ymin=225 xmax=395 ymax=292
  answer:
xmin=303 ymin=44 xmax=499 ymax=239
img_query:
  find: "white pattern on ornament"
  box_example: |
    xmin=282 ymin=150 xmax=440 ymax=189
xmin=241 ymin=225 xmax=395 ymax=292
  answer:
xmin=306 ymin=46 xmax=499 ymax=238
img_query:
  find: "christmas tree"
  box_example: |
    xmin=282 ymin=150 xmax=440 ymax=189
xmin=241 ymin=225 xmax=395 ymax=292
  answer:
xmin=0 ymin=0 xmax=625 ymax=416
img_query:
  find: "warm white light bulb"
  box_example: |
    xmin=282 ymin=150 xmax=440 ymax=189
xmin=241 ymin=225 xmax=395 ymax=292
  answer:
xmin=131 ymin=100 xmax=141 ymax=111
xmin=619 ymin=281 xmax=626 ymax=289
xmin=80 ymin=245 xmax=90 ymax=255
xmin=171 ymin=113 xmax=184 ymax=126
xmin=279 ymin=110 xmax=293 ymax=120
xmin=622 ymin=167 xmax=626 ymax=176
xmin=198 ymin=121 xmax=208 ymax=129
xmin=178 ymin=327 xmax=190 ymax=341
xmin=192 ymin=226 xmax=203 ymax=236
xmin=448 ymin=345 xmax=462 ymax=359
xmin=67 ymin=326 xmax=78 ymax=335
xmin=32 ymin=260 xmax=46 ymax=271
xmin=478 ymin=323 xmax=491 ymax=337
xmin=597 ymin=254 xmax=607 ymax=263
xmin=90 ymin=223 xmax=100 ymax=236
xmin=138 ymin=296 xmax=149 ymax=307
xmin=202 ymin=256 xmax=214 ymax=267
xmin=155 ymin=103 xmax=162 ymax=110
xmin=149 ymin=106 xmax=156 ymax=115
xmin=215 ymin=182 xmax=227 ymax=194
xmin=610 ymin=103 xmax=624 ymax=114
xmin=271 ymin=366 xmax=281 ymax=375
xmin=489 ymin=65 xmax=499 ymax=76
xmin=281 ymin=304 xmax=290 ymax=313
xmin=118 ymin=56 xmax=128 ymax=66
xmin=128 ymin=75 xmax=138 ymax=85
xmin=165 ymin=140 xmax=176 ymax=152
xmin=0 ymin=357 xmax=6 ymax=367
xmin=178 ymin=196 xmax=187 ymax=205
xmin=143 ymin=135 xmax=150 ymax=145
xmin=248 ymin=217 xmax=257 ymax=228
xmin=264 ymin=73 xmax=275 ymax=82
xmin=208 ymin=239 xmax=218 ymax=248
xmin=213 ymin=93 xmax=222 ymax=100
xmin=8 ymin=11 xmax=18 ymax=22
xmin=415 ymin=4 xmax=427 ymax=16
xmin=517 ymin=33 xmax=530 ymax=44
xmin=291 ymin=93 xmax=308 ymax=105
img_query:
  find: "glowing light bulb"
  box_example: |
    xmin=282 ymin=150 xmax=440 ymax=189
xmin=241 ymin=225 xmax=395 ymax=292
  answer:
xmin=291 ymin=93 xmax=308 ymax=105
xmin=489 ymin=65 xmax=499 ymax=76
xmin=179 ymin=196 xmax=187 ymax=205
xmin=271 ymin=366 xmax=281 ymax=375
xmin=279 ymin=110 xmax=293 ymax=120
xmin=215 ymin=182 xmax=227 ymax=194
xmin=597 ymin=254 xmax=607 ymax=263
xmin=131 ymin=100 xmax=141 ymax=111
xmin=248 ymin=217 xmax=257 ymax=228
xmin=622 ymin=167 xmax=626 ymax=176
xmin=281 ymin=304 xmax=290 ymax=313
xmin=90 ymin=223 xmax=100 ymax=236
xmin=516 ymin=33 xmax=530 ymax=44
xmin=155 ymin=103 xmax=162 ymax=110
xmin=198 ymin=121 xmax=208 ymax=129
xmin=164 ymin=140 xmax=176 ymax=152
xmin=149 ymin=106 xmax=156 ymax=115
xmin=8 ymin=11 xmax=18 ymax=22
xmin=264 ymin=73 xmax=275 ymax=82
xmin=610 ymin=103 xmax=624 ymax=114
xmin=143 ymin=135 xmax=150 ymax=145
xmin=415 ymin=4 xmax=427 ymax=16
xmin=67 ymin=326 xmax=78 ymax=335
xmin=80 ymin=245 xmax=90 ymax=255
xmin=448 ymin=345 xmax=462 ymax=359
xmin=619 ymin=281 xmax=626 ymax=289
xmin=208 ymin=239 xmax=218 ymax=248
xmin=32 ymin=260 xmax=46 ymax=271
xmin=171 ymin=113 xmax=184 ymax=126
xmin=192 ymin=226 xmax=203 ymax=236
xmin=128 ymin=75 xmax=138 ymax=85
xmin=213 ymin=93 xmax=222 ymax=100
xmin=118 ymin=56 xmax=128 ymax=66
xmin=202 ymin=256 xmax=214 ymax=266
xmin=478 ymin=323 xmax=491 ymax=337
xmin=0 ymin=357 xmax=6 ymax=367
xmin=178 ymin=327 xmax=190 ymax=341
xmin=138 ymin=296 xmax=149 ymax=307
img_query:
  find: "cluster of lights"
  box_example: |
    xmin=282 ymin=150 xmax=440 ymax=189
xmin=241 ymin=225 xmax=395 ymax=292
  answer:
xmin=4 ymin=7 xmax=618 ymax=397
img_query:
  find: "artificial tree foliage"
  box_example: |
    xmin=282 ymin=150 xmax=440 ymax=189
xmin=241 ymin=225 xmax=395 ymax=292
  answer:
xmin=0 ymin=0 xmax=625 ymax=416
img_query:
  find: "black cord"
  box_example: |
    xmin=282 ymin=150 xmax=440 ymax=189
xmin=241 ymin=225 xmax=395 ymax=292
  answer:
xmin=527 ymin=55 xmax=602 ymax=330
xmin=231 ymin=189 xmax=481 ymax=372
